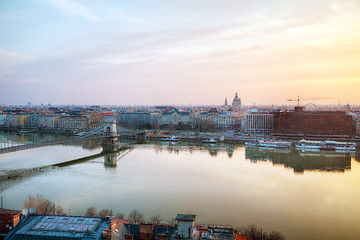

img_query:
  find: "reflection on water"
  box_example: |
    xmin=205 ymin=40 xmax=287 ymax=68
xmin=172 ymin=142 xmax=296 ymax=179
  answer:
xmin=245 ymin=146 xmax=352 ymax=173
xmin=103 ymin=149 xmax=133 ymax=168
xmin=1 ymin=132 xmax=360 ymax=240
xmin=149 ymin=141 xmax=237 ymax=158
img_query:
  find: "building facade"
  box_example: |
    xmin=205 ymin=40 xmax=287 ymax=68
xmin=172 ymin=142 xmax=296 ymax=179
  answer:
xmin=58 ymin=115 xmax=88 ymax=131
xmin=117 ymin=112 xmax=152 ymax=128
xmin=196 ymin=108 xmax=238 ymax=130
xmin=5 ymin=114 xmax=15 ymax=126
xmin=272 ymin=109 xmax=353 ymax=138
xmin=243 ymin=113 xmax=274 ymax=132
xmin=0 ymin=114 xmax=6 ymax=126
xmin=86 ymin=112 xmax=104 ymax=129
xmin=14 ymin=114 xmax=28 ymax=127
xmin=160 ymin=110 xmax=194 ymax=129
xmin=38 ymin=115 xmax=60 ymax=129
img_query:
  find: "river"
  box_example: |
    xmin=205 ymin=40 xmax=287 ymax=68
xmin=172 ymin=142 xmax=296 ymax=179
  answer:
xmin=1 ymin=131 xmax=360 ymax=239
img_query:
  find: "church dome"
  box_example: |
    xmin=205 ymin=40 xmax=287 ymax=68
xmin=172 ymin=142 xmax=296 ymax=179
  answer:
xmin=232 ymin=93 xmax=241 ymax=103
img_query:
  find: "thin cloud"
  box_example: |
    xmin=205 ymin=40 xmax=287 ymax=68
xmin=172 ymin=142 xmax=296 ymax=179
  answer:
xmin=46 ymin=0 xmax=105 ymax=21
xmin=0 ymin=49 xmax=35 ymax=61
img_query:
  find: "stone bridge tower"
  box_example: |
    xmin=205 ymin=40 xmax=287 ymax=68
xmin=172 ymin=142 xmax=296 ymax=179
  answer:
xmin=101 ymin=120 xmax=121 ymax=152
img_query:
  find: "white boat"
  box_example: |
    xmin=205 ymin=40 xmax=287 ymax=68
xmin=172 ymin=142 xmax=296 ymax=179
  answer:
xmin=161 ymin=136 xmax=179 ymax=142
xmin=324 ymin=140 xmax=357 ymax=151
xmin=296 ymin=139 xmax=357 ymax=151
xmin=245 ymin=140 xmax=291 ymax=148
xmin=296 ymin=140 xmax=322 ymax=150
xmin=202 ymin=138 xmax=217 ymax=144
xmin=19 ymin=130 xmax=35 ymax=134
xmin=74 ymin=132 xmax=86 ymax=136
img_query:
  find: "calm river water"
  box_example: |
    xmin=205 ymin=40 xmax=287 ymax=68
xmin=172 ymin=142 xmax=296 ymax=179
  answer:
xmin=1 ymin=131 xmax=360 ymax=239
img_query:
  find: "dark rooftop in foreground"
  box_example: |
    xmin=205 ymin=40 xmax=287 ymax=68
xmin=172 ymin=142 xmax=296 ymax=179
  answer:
xmin=4 ymin=214 xmax=113 ymax=240
xmin=175 ymin=214 xmax=196 ymax=221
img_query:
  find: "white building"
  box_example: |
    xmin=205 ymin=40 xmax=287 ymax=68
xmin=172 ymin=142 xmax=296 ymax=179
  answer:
xmin=38 ymin=115 xmax=60 ymax=129
xmin=160 ymin=110 xmax=194 ymax=128
xmin=173 ymin=214 xmax=196 ymax=239
xmin=196 ymin=108 xmax=238 ymax=130
xmin=243 ymin=113 xmax=274 ymax=132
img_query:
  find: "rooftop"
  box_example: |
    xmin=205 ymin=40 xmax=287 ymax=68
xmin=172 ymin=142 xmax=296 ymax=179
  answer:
xmin=175 ymin=214 xmax=196 ymax=221
xmin=4 ymin=214 xmax=112 ymax=240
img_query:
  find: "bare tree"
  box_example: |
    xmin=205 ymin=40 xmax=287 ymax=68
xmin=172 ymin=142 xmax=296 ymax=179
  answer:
xmin=265 ymin=231 xmax=285 ymax=240
xmin=24 ymin=194 xmax=36 ymax=209
xmin=128 ymin=210 xmax=144 ymax=224
xmin=85 ymin=207 xmax=97 ymax=217
xmin=240 ymin=224 xmax=285 ymax=240
xmin=55 ymin=205 xmax=66 ymax=215
xmin=23 ymin=194 xmax=65 ymax=215
xmin=150 ymin=215 xmax=162 ymax=225
xmin=98 ymin=209 xmax=113 ymax=217
xmin=168 ymin=218 xmax=175 ymax=226
xmin=116 ymin=212 xmax=125 ymax=219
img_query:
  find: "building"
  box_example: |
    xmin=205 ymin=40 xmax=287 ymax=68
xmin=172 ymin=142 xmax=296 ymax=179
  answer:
xmin=13 ymin=115 xmax=28 ymax=127
xmin=196 ymin=108 xmax=238 ymax=130
xmin=58 ymin=115 xmax=88 ymax=131
xmin=172 ymin=214 xmax=196 ymax=239
xmin=116 ymin=222 xmax=175 ymax=240
xmin=231 ymin=93 xmax=241 ymax=112
xmin=0 ymin=208 xmax=21 ymax=239
xmin=85 ymin=112 xmax=104 ymax=129
xmin=272 ymin=108 xmax=353 ymax=138
xmin=160 ymin=110 xmax=194 ymax=129
xmin=0 ymin=114 xmax=6 ymax=126
xmin=4 ymin=214 xmax=115 ymax=240
xmin=243 ymin=113 xmax=273 ymax=133
xmin=27 ymin=114 xmax=40 ymax=128
xmin=356 ymin=119 xmax=360 ymax=137
xmin=38 ymin=115 xmax=60 ymax=129
xmin=117 ymin=112 xmax=153 ymax=129
xmin=4 ymin=115 xmax=15 ymax=127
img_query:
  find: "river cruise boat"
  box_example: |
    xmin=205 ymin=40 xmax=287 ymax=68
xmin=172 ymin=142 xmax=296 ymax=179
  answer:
xmin=202 ymin=138 xmax=217 ymax=144
xmin=296 ymin=140 xmax=357 ymax=151
xmin=161 ymin=136 xmax=179 ymax=142
xmin=245 ymin=139 xmax=291 ymax=148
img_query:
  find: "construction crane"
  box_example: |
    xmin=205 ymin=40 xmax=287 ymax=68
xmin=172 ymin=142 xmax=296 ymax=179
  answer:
xmin=287 ymin=96 xmax=333 ymax=107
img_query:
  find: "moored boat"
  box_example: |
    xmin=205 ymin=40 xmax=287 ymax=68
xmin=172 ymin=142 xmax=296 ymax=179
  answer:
xmin=245 ymin=139 xmax=291 ymax=148
xmin=202 ymin=138 xmax=217 ymax=144
xmin=296 ymin=139 xmax=356 ymax=151
xmin=161 ymin=136 xmax=179 ymax=142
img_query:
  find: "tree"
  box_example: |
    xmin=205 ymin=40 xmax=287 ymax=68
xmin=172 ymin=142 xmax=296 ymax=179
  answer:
xmin=116 ymin=212 xmax=125 ymax=219
xmin=128 ymin=210 xmax=144 ymax=224
xmin=55 ymin=205 xmax=66 ymax=215
xmin=85 ymin=207 xmax=97 ymax=217
xmin=98 ymin=209 xmax=113 ymax=217
xmin=240 ymin=224 xmax=285 ymax=240
xmin=150 ymin=215 xmax=162 ymax=225
xmin=23 ymin=194 xmax=65 ymax=215
xmin=24 ymin=194 xmax=36 ymax=210
xmin=168 ymin=218 xmax=175 ymax=226
xmin=265 ymin=231 xmax=285 ymax=240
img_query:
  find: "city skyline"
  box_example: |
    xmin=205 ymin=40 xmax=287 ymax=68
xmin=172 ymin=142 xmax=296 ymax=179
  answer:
xmin=1 ymin=0 xmax=360 ymax=106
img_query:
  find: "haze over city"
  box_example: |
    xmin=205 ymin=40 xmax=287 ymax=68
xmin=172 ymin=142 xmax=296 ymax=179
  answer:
xmin=1 ymin=0 xmax=360 ymax=106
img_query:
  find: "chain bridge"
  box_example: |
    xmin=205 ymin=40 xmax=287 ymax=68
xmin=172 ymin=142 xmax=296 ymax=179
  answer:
xmin=0 ymin=120 xmax=145 ymax=154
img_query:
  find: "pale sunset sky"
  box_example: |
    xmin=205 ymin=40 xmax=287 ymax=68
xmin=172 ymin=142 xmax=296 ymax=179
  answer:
xmin=0 ymin=0 xmax=359 ymax=106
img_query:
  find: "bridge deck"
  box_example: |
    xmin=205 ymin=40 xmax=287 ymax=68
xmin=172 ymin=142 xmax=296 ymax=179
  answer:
xmin=0 ymin=135 xmax=105 ymax=154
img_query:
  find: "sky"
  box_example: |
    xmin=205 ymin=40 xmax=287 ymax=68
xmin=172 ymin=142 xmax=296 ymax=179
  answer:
xmin=0 ymin=0 xmax=360 ymax=106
